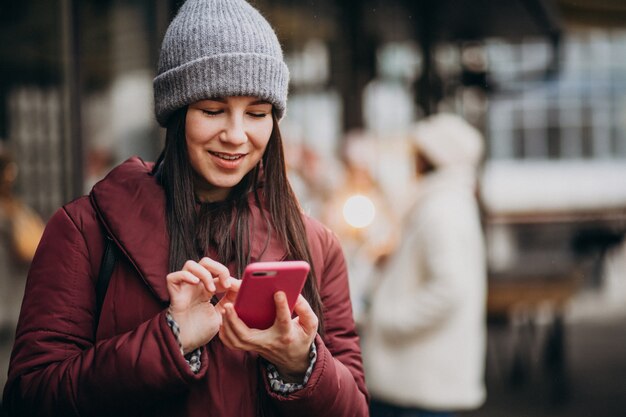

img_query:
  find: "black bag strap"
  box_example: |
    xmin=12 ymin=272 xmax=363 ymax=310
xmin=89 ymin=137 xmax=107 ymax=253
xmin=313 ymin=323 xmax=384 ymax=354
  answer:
xmin=95 ymin=235 xmax=118 ymax=324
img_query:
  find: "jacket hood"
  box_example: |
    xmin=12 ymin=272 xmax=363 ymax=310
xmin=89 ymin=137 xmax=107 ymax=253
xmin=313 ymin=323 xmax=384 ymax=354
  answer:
xmin=89 ymin=156 xmax=286 ymax=303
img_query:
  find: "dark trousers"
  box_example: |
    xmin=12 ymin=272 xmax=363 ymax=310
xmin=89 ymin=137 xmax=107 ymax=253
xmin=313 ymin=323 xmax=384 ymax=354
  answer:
xmin=370 ymin=398 xmax=455 ymax=417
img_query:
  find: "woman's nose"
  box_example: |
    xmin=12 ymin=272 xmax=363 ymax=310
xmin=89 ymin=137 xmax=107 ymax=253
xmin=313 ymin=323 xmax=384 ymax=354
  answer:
xmin=220 ymin=115 xmax=247 ymax=145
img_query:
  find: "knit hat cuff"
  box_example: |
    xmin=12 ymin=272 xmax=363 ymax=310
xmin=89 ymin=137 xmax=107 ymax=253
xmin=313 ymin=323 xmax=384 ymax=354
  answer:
xmin=154 ymin=52 xmax=289 ymax=126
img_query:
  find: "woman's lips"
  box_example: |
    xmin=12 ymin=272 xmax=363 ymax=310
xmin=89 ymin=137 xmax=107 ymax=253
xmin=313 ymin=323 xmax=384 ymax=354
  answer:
xmin=209 ymin=151 xmax=245 ymax=169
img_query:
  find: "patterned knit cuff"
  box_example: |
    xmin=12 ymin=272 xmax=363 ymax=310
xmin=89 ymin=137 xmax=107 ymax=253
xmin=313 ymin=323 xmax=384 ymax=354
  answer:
xmin=266 ymin=342 xmax=317 ymax=395
xmin=165 ymin=310 xmax=202 ymax=374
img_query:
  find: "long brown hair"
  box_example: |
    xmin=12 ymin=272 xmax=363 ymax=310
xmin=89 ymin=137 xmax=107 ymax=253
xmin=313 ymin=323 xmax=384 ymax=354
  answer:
xmin=152 ymin=107 xmax=324 ymax=334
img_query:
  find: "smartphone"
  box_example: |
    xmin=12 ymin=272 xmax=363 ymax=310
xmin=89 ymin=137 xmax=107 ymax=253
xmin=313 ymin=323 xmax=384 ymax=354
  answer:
xmin=234 ymin=260 xmax=310 ymax=330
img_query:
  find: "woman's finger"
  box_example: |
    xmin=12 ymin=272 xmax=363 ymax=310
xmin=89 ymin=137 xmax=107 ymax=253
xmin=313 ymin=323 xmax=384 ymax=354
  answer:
xmin=222 ymin=303 xmax=256 ymax=349
xmin=292 ymin=295 xmax=319 ymax=334
xmin=273 ymin=291 xmax=292 ymax=333
xmin=199 ymin=257 xmax=232 ymax=289
xmin=215 ymin=276 xmax=240 ymax=294
xmin=182 ymin=260 xmax=216 ymax=293
xmin=219 ymin=305 xmax=250 ymax=350
xmin=166 ymin=270 xmax=200 ymax=287
xmin=215 ymin=281 xmax=240 ymax=314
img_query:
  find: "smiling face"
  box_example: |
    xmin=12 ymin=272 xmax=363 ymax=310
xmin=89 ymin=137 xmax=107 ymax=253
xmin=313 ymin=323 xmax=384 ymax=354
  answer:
xmin=185 ymin=96 xmax=274 ymax=202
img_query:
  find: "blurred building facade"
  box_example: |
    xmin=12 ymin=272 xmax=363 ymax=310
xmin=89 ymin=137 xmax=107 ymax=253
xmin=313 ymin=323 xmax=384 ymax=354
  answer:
xmin=3 ymin=0 xmax=625 ymax=209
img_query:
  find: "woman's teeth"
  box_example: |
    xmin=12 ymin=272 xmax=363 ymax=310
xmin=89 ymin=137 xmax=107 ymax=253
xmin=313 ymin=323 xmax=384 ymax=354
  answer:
xmin=210 ymin=152 xmax=242 ymax=160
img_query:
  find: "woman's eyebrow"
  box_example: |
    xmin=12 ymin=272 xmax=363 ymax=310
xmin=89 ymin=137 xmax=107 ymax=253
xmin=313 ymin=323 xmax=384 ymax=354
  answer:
xmin=249 ymin=99 xmax=271 ymax=105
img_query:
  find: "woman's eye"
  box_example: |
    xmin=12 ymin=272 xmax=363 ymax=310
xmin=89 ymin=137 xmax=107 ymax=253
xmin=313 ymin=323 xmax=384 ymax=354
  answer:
xmin=247 ymin=112 xmax=268 ymax=118
xmin=202 ymin=109 xmax=223 ymax=116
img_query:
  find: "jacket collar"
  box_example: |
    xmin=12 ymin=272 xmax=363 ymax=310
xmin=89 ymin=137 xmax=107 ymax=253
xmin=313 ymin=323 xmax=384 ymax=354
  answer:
xmin=90 ymin=157 xmax=170 ymax=302
xmin=90 ymin=156 xmax=286 ymax=303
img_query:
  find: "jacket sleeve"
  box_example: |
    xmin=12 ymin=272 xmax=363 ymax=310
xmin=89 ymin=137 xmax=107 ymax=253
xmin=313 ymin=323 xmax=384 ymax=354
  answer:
xmin=2 ymin=206 xmax=206 ymax=417
xmin=266 ymin=227 xmax=369 ymax=417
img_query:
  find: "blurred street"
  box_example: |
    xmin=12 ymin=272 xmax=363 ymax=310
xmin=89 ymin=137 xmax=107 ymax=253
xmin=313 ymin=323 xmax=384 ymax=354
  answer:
xmin=466 ymin=307 xmax=626 ymax=417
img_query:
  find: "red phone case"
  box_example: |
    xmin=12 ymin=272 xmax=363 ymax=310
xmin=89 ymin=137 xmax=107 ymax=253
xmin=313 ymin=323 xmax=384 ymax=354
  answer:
xmin=234 ymin=261 xmax=310 ymax=330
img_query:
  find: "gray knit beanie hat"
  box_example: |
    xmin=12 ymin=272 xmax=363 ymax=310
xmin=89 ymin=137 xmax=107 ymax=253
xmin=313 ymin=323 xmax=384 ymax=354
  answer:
xmin=153 ymin=0 xmax=289 ymax=126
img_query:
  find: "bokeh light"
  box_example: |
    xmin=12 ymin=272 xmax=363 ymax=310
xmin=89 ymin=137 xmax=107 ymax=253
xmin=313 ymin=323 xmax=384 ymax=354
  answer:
xmin=342 ymin=194 xmax=376 ymax=229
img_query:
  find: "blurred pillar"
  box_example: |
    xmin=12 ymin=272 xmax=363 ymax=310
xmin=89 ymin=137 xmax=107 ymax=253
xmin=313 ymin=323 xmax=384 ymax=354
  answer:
xmin=60 ymin=0 xmax=84 ymax=202
xmin=411 ymin=0 xmax=444 ymax=117
xmin=332 ymin=0 xmax=377 ymax=132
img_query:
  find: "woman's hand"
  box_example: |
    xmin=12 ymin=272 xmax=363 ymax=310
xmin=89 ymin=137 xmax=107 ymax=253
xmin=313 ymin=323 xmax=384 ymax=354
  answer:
xmin=166 ymin=257 xmax=237 ymax=354
xmin=219 ymin=292 xmax=319 ymax=382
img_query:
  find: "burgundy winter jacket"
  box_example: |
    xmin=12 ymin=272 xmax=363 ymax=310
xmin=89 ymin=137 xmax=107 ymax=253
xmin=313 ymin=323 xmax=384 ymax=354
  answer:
xmin=2 ymin=157 xmax=369 ymax=417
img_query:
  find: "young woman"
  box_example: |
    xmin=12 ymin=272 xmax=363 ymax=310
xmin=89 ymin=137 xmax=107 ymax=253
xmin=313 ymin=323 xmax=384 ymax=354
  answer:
xmin=2 ymin=1 xmax=369 ymax=416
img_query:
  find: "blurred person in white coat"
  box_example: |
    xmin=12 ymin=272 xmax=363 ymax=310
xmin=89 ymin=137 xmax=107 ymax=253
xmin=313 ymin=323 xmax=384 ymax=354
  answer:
xmin=363 ymin=113 xmax=487 ymax=417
